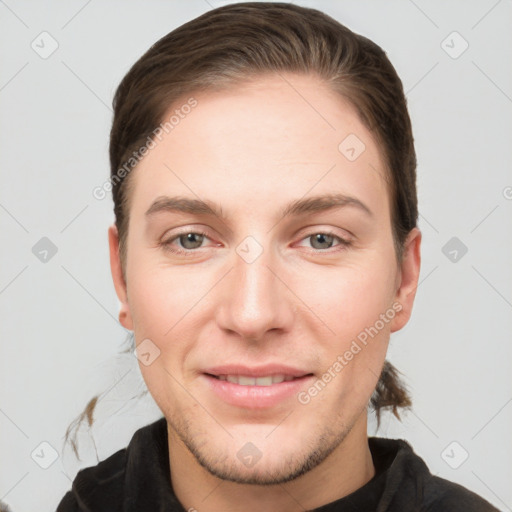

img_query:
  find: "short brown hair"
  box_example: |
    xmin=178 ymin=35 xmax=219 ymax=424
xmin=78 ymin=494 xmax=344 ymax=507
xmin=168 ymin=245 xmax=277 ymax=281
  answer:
xmin=71 ymin=2 xmax=416 ymax=452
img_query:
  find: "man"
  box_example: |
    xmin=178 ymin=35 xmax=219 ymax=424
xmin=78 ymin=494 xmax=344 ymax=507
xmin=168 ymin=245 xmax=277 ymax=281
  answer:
xmin=58 ymin=3 xmax=499 ymax=510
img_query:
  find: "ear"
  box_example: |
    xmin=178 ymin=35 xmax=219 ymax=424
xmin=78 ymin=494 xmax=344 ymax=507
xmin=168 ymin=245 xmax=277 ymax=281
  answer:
xmin=108 ymin=224 xmax=133 ymax=331
xmin=389 ymin=227 xmax=422 ymax=333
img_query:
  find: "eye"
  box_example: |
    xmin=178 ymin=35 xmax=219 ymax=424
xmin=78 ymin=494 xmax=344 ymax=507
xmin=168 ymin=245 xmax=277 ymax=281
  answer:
xmin=160 ymin=229 xmax=351 ymax=256
xmin=176 ymin=232 xmax=206 ymax=250
xmin=160 ymin=230 xmax=212 ymax=255
xmin=297 ymin=231 xmax=351 ymax=252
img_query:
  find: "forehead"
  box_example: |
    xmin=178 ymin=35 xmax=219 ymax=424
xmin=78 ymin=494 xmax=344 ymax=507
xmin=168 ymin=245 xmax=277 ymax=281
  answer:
xmin=128 ymin=72 xmax=390 ymax=220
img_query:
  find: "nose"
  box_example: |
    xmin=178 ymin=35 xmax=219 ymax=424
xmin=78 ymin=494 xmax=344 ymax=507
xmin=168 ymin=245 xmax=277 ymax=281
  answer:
xmin=216 ymin=243 xmax=295 ymax=342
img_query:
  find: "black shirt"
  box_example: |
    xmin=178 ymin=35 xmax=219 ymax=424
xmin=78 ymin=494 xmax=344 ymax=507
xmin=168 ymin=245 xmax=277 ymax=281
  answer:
xmin=57 ymin=417 xmax=500 ymax=511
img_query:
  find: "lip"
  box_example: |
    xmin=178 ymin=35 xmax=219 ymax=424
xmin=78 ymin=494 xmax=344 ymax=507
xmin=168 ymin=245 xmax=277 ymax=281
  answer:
xmin=201 ymin=364 xmax=314 ymax=409
xmin=203 ymin=364 xmax=310 ymax=378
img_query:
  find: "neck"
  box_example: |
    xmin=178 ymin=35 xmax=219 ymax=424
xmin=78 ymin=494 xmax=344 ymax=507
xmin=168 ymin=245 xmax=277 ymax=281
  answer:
xmin=167 ymin=412 xmax=375 ymax=512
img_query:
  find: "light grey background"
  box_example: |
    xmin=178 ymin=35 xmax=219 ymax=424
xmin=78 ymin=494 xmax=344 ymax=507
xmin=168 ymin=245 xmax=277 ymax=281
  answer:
xmin=1 ymin=1 xmax=511 ymax=511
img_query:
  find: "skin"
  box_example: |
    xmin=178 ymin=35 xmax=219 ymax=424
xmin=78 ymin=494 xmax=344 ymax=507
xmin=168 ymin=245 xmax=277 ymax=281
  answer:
xmin=109 ymin=72 xmax=421 ymax=511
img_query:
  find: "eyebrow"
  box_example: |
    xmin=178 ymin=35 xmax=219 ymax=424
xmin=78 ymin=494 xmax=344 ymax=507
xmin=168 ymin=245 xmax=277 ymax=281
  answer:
xmin=145 ymin=196 xmax=227 ymax=219
xmin=145 ymin=193 xmax=373 ymax=220
xmin=281 ymin=193 xmax=373 ymax=218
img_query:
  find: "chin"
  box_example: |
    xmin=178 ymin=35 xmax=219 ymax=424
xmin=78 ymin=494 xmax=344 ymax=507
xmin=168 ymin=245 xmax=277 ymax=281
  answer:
xmin=176 ymin=418 xmax=351 ymax=486
xmin=191 ymin=445 xmax=326 ymax=486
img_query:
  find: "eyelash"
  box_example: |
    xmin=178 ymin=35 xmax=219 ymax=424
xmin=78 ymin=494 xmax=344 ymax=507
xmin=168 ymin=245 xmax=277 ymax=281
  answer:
xmin=160 ymin=230 xmax=213 ymax=257
xmin=160 ymin=229 xmax=351 ymax=256
xmin=296 ymin=230 xmax=352 ymax=253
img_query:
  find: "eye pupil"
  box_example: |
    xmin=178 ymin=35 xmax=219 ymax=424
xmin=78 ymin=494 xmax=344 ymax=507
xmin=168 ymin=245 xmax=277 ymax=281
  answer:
xmin=310 ymin=233 xmax=334 ymax=249
xmin=180 ymin=233 xmax=204 ymax=249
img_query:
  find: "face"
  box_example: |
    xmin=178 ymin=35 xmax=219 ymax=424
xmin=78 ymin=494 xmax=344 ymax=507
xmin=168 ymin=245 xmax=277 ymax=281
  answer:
xmin=109 ymin=72 xmax=421 ymax=485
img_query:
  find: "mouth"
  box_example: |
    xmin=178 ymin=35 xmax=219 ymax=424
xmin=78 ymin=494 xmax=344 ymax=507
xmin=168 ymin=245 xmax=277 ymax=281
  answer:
xmin=206 ymin=374 xmax=300 ymax=386
xmin=201 ymin=365 xmax=314 ymax=409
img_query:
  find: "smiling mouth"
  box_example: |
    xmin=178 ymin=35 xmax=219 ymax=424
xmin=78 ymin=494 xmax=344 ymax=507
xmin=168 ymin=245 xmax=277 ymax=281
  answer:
xmin=205 ymin=374 xmax=313 ymax=386
xmin=203 ymin=370 xmax=315 ymax=409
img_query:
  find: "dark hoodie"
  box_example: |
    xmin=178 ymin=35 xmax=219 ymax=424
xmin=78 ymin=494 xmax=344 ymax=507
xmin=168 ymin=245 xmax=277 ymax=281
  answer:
xmin=56 ymin=417 xmax=500 ymax=511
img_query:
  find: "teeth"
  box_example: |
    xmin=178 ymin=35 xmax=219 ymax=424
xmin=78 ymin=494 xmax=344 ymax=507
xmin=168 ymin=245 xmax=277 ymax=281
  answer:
xmin=256 ymin=376 xmax=273 ymax=386
xmin=218 ymin=374 xmax=292 ymax=386
xmin=239 ymin=376 xmax=256 ymax=385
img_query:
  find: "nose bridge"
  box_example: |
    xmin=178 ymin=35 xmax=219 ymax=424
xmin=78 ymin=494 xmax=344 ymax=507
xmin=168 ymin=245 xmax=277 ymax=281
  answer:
xmin=216 ymin=240 xmax=292 ymax=339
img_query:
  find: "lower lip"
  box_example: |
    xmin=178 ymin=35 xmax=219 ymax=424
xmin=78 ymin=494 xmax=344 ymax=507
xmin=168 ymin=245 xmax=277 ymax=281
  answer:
xmin=202 ymin=374 xmax=314 ymax=409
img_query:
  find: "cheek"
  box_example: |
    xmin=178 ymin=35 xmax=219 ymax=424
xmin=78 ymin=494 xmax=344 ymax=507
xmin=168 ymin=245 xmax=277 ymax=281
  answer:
xmin=297 ymin=260 xmax=396 ymax=340
xmin=293 ymin=258 xmax=395 ymax=402
xmin=129 ymin=279 xmax=170 ymax=336
xmin=127 ymin=258 xmax=193 ymax=335
xmin=128 ymin=267 xmax=198 ymax=408
xmin=127 ymin=261 xmax=212 ymax=378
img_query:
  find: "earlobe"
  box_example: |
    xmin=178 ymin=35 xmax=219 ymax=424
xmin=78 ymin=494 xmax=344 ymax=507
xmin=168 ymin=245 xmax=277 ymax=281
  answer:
xmin=390 ymin=227 xmax=422 ymax=333
xmin=108 ymin=224 xmax=134 ymax=331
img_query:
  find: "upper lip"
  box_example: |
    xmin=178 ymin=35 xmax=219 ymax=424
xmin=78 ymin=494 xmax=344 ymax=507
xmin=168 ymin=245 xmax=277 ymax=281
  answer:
xmin=203 ymin=364 xmax=311 ymax=378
